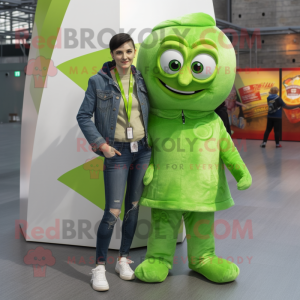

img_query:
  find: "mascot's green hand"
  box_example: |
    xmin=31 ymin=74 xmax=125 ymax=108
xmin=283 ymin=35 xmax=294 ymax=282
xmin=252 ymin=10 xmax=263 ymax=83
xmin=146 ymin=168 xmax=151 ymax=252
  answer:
xmin=237 ymin=175 xmax=252 ymax=190
xmin=143 ymin=164 xmax=154 ymax=185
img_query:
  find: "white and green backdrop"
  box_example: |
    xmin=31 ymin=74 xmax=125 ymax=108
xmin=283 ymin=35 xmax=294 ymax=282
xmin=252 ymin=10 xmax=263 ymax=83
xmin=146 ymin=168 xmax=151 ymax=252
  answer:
xmin=20 ymin=0 xmax=215 ymax=248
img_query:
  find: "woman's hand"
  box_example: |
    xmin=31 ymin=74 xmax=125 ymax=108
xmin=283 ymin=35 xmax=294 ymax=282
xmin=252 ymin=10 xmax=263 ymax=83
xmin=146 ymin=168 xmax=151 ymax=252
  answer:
xmin=99 ymin=143 xmax=121 ymax=158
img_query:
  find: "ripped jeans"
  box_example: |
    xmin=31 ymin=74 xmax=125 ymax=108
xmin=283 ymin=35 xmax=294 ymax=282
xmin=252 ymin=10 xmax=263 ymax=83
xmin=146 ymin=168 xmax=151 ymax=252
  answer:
xmin=95 ymin=136 xmax=151 ymax=264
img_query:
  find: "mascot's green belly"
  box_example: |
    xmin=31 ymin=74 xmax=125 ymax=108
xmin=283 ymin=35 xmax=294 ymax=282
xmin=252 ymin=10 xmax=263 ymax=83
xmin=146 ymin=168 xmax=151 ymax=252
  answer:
xmin=140 ymin=112 xmax=234 ymax=212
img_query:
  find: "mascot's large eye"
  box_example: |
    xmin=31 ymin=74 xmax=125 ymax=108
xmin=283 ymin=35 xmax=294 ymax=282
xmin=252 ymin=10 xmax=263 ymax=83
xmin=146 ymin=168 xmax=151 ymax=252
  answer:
xmin=191 ymin=54 xmax=216 ymax=79
xmin=160 ymin=50 xmax=184 ymax=75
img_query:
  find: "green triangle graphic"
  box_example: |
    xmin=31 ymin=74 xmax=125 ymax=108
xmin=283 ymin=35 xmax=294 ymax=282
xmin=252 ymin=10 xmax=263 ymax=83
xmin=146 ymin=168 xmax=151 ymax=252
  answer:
xmin=57 ymin=44 xmax=140 ymax=90
xmin=57 ymin=48 xmax=112 ymax=90
xmin=58 ymin=157 xmax=126 ymax=220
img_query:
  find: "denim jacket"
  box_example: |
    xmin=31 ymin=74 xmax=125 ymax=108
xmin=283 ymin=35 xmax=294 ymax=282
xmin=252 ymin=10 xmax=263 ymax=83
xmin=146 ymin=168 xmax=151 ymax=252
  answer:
xmin=76 ymin=61 xmax=150 ymax=157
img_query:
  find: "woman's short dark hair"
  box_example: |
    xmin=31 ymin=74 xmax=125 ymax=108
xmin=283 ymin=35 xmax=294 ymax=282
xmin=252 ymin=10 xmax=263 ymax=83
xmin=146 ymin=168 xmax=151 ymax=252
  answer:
xmin=109 ymin=33 xmax=135 ymax=53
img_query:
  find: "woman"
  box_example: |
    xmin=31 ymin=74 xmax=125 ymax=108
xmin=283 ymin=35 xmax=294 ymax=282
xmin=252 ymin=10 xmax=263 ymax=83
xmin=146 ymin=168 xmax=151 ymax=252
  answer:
xmin=76 ymin=33 xmax=151 ymax=291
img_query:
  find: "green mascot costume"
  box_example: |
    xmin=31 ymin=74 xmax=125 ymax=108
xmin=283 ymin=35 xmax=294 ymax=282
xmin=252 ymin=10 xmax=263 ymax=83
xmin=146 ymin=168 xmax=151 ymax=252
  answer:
xmin=134 ymin=12 xmax=252 ymax=283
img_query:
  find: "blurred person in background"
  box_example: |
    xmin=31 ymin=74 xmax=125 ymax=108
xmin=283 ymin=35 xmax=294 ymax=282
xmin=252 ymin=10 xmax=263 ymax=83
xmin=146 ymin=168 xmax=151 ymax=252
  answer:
xmin=260 ymin=86 xmax=286 ymax=148
xmin=215 ymin=101 xmax=231 ymax=136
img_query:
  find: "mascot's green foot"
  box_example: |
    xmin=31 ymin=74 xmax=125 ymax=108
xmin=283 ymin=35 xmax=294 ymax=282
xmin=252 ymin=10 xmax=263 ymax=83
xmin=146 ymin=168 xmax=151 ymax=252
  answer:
xmin=134 ymin=259 xmax=169 ymax=282
xmin=189 ymin=256 xmax=240 ymax=283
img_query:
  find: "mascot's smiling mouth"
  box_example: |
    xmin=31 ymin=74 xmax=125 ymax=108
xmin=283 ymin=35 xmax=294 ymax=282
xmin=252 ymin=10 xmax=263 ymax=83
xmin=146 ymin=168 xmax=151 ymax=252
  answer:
xmin=158 ymin=79 xmax=205 ymax=95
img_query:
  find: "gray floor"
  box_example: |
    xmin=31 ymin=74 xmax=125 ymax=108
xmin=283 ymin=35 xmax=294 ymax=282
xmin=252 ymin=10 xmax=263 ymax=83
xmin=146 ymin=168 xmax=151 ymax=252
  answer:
xmin=1 ymin=122 xmax=300 ymax=300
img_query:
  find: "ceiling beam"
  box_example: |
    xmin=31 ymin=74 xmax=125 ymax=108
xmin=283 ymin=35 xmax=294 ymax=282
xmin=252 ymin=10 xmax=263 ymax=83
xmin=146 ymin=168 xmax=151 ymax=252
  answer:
xmin=216 ymin=18 xmax=300 ymax=36
xmin=0 ymin=1 xmax=35 ymax=5
xmin=289 ymin=28 xmax=300 ymax=34
xmin=0 ymin=15 xmax=31 ymax=22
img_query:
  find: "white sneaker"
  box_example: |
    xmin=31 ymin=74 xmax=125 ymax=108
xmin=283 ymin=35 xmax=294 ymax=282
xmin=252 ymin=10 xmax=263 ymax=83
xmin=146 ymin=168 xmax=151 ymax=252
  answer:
xmin=115 ymin=257 xmax=135 ymax=280
xmin=90 ymin=265 xmax=109 ymax=291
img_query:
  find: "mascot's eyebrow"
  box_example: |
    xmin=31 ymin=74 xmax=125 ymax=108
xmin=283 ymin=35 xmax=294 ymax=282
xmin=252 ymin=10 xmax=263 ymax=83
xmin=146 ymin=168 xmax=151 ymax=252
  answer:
xmin=161 ymin=36 xmax=218 ymax=52
xmin=191 ymin=39 xmax=218 ymax=50
xmin=161 ymin=35 xmax=189 ymax=47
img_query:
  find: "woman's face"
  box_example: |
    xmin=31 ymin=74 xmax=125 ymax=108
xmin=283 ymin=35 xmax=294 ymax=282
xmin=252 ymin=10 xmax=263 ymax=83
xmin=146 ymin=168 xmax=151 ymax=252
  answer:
xmin=111 ymin=41 xmax=136 ymax=71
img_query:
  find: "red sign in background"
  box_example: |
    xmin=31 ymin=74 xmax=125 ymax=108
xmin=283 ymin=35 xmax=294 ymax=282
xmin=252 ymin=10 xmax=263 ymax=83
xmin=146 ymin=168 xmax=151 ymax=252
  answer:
xmin=231 ymin=68 xmax=300 ymax=142
xmin=281 ymin=68 xmax=300 ymax=141
xmin=238 ymin=85 xmax=262 ymax=104
xmin=231 ymin=69 xmax=279 ymax=141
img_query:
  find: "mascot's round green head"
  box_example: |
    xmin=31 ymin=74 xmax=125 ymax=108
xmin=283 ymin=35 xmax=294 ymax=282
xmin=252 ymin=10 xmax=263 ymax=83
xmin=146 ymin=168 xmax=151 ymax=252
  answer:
xmin=137 ymin=12 xmax=236 ymax=111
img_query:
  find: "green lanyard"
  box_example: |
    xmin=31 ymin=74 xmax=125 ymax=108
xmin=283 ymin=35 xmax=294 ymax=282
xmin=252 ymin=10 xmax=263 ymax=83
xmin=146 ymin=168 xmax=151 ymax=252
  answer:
xmin=114 ymin=68 xmax=134 ymax=126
